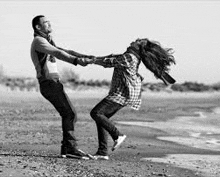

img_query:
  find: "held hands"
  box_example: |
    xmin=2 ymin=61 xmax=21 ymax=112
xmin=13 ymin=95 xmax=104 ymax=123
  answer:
xmin=76 ymin=54 xmax=113 ymax=66
xmin=72 ymin=53 xmax=116 ymax=66
xmin=77 ymin=57 xmax=96 ymax=66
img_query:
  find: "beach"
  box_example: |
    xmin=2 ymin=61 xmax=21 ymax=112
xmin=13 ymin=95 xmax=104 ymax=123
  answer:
xmin=0 ymin=87 xmax=220 ymax=177
xmin=118 ymin=106 xmax=220 ymax=177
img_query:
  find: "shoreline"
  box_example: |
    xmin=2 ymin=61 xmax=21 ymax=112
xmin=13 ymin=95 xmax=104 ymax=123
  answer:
xmin=142 ymin=154 xmax=220 ymax=177
xmin=1 ymin=85 xmax=220 ymax=99
xmin=117 ymin=107 xmax=220 ymax=177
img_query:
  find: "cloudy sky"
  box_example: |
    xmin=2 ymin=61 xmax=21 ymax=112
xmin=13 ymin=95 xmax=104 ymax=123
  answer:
xmin=0 ymin=0 xmax=220 ymax=84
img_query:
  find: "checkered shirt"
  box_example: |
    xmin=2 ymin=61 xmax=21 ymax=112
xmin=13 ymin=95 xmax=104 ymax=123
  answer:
xmin=101 ymin=53 xmax=143 ymax=110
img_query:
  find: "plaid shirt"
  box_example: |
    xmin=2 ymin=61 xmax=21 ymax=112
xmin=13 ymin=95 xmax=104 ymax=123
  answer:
xmin=100 ymin=53 xmax=143 ymax=110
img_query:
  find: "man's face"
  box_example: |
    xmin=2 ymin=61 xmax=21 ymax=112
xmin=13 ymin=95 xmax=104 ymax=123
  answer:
xmin=38 ymin=17 xmax=52 ymax=34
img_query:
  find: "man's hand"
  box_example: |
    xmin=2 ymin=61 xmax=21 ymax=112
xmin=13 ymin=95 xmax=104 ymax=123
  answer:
xmin=77 ymin=57 xmax=95 ymax=66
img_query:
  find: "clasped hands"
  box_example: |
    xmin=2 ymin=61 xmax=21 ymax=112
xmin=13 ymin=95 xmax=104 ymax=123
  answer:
xmin=77 ymin=54 xmax=115 ymax=67
xmin=76 ymin=56 xmax=97 ymax=67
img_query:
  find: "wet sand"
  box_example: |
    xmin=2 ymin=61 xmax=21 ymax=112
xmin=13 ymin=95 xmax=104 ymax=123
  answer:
xmin=118 ymin=105 xmax=220 ymax=177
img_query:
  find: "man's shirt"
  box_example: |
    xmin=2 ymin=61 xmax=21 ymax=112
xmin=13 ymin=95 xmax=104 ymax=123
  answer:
xmin=31 ymin=36 xmax=59 ymax=82
xmin=100 ymin=53 xmax=143 ymax=110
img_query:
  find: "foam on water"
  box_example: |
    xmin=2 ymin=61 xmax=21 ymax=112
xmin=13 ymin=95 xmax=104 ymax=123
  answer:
xmin=213 ymin=107 xmax=220 ymax=114
xmin=117 ymin=107 xmax=220 ymax=151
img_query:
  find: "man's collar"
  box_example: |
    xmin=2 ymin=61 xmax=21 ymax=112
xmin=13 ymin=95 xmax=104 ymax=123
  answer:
xmin=34 ymin=30 xmax=48 ymax=39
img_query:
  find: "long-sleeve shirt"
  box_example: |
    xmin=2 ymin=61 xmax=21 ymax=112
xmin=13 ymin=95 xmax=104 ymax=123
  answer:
xmin=96 ymin=53 xmax=143 ymax=110
xmin=30 ymin=35 xmax=77 ymax=83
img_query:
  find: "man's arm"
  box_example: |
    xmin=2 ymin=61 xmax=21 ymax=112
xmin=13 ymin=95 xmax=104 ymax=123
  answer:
xmin=34 ymin=37 xmax=93 ymax=66
xmin=58 ymin=47 xmax=94 ymax=58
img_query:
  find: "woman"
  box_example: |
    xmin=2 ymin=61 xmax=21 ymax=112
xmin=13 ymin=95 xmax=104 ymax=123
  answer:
xmin=90 ymin=38 xmax=175 ymax=160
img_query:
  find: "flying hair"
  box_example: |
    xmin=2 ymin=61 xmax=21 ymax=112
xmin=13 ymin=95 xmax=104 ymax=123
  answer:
xmin=127 ymin=38 xmax=176 ymax=85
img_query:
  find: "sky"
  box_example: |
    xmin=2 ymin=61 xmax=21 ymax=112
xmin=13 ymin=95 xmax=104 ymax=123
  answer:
xmin=0 ymin=0 xmax=220 ymax=84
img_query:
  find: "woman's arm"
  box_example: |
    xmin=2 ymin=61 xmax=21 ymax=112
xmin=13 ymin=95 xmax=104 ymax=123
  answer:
xmin=93 ymin=54 xmax=131 ymax=68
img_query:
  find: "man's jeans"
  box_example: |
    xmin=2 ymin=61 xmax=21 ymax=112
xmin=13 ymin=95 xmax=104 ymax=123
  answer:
xmin=90 ymin=98 xmax=123 ymax=155
xmin=40 ymin=80 xmax=77 ymax=148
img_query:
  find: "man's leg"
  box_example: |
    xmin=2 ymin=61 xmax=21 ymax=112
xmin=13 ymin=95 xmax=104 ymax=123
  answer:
xmin=40 ymin=80 xmax=77 ymax=148
xmin=90 ymin=98 xmax=123 ymax=156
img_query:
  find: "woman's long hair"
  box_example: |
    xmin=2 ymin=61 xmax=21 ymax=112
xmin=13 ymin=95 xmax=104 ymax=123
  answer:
xmin=140 ymin=39 xmax=175 ymax=79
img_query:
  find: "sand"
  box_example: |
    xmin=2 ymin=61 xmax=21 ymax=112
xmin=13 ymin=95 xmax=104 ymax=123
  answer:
xmin=1 ymin=86 xmax=220 ymax=177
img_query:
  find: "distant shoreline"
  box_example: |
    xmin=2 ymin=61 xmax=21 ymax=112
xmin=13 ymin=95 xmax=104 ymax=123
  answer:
xmin=1 ymin=84 xmax=220 ymax=99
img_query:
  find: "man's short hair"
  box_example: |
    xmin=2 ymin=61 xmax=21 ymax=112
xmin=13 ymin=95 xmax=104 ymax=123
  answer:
xmin=32 ymin=15 xmax=44 ymax=31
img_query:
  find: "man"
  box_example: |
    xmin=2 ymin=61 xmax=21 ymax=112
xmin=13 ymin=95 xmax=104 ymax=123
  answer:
xmin=30 ymin=15 xmax=93 ymax=159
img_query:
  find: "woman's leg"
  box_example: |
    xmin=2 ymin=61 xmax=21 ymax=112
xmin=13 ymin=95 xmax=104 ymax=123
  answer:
xmin=90 ymin=98 xmax=123 ymax=155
